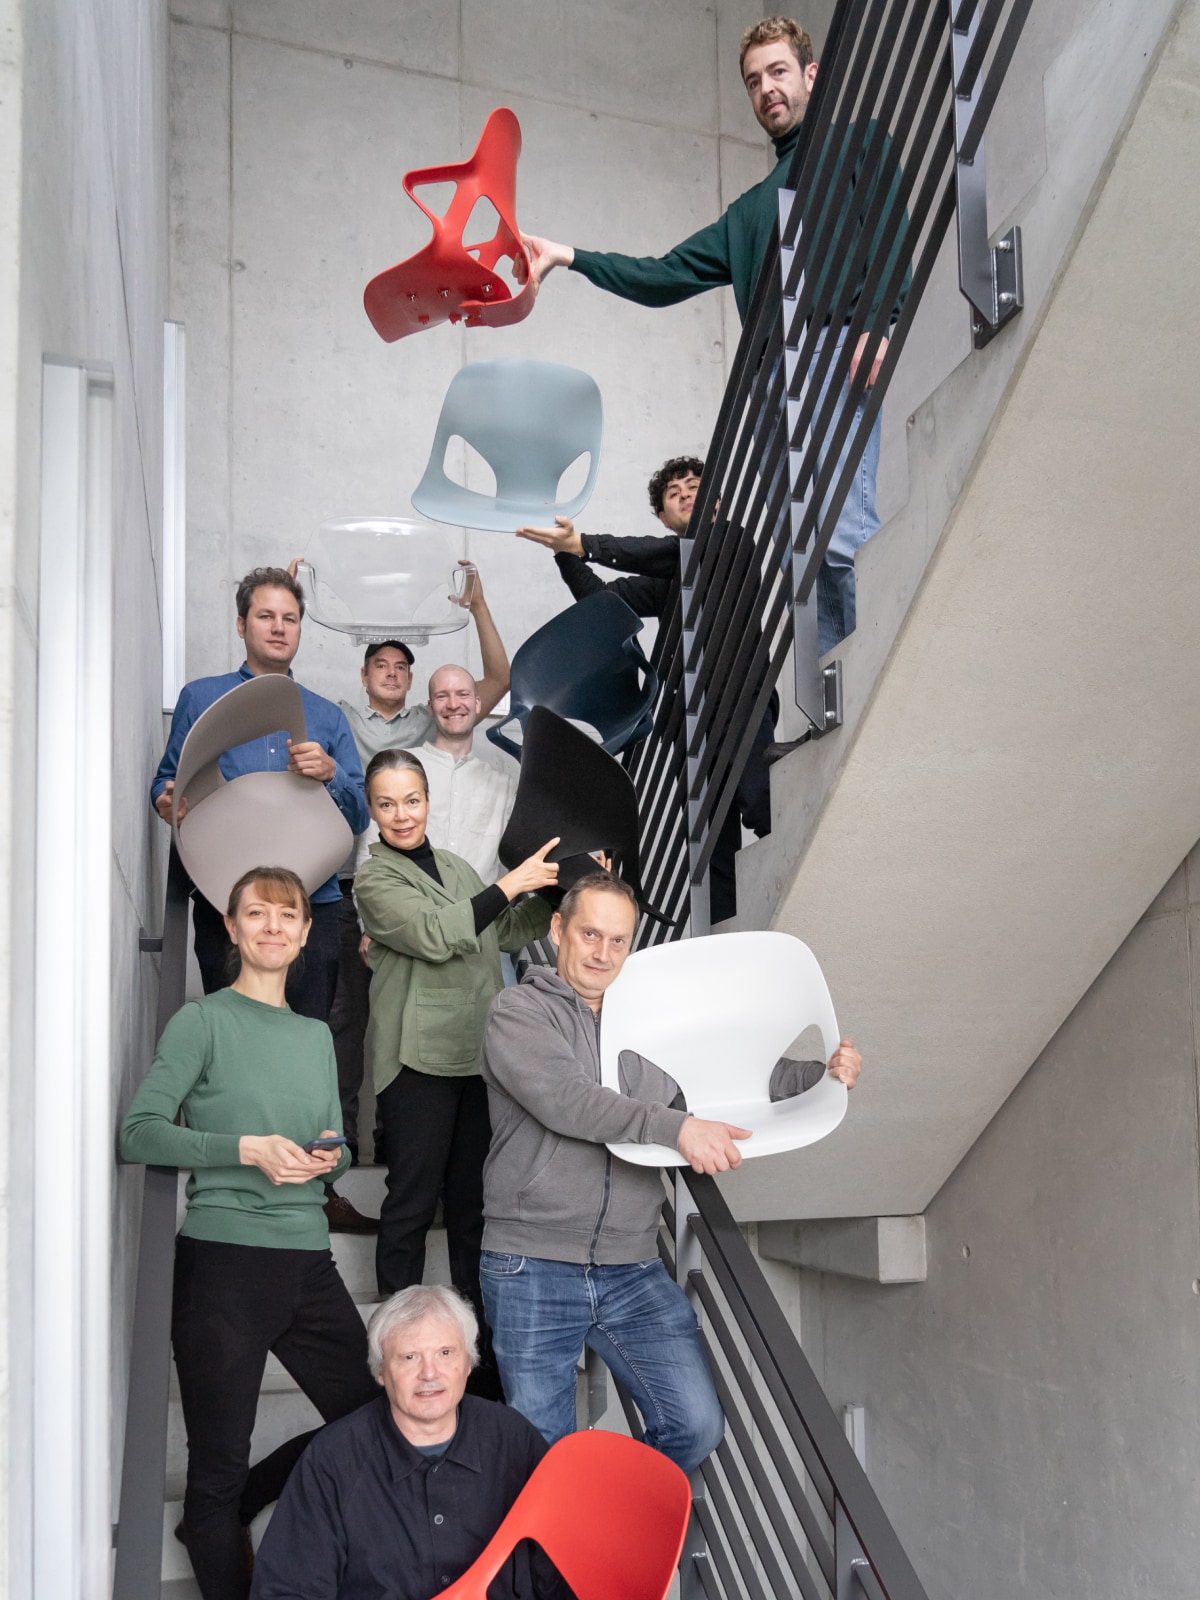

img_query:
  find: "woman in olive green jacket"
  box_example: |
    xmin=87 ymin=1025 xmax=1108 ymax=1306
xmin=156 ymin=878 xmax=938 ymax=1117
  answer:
xmin=353 ymin=748 xmax=555 ymax=1397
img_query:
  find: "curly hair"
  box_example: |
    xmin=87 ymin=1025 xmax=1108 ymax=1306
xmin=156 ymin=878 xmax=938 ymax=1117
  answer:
xmin=739 ymin=17 xmax=815 ymax=74
xmin=647 ymin=456 xmax=705 ymax=517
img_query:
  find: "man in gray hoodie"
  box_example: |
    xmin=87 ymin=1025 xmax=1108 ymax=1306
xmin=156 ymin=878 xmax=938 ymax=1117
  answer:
xmin=479 ymin=872 xmax=861 ymax=1473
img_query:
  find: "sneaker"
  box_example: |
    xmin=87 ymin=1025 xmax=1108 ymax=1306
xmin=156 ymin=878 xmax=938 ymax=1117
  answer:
xmin=324 ymin=1191 xmax=380 ymax=1234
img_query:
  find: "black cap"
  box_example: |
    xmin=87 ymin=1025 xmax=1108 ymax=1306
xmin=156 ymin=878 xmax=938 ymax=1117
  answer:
xmin=363 ymin=639 xmax=415 ymax=667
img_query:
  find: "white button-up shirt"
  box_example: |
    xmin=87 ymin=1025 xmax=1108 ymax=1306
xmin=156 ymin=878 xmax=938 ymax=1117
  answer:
xmin=420 ymin=744 xmax=518 ymax=884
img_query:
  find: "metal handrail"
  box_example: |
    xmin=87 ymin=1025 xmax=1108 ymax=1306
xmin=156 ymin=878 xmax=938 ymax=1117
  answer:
xmin=112 ymin=844 xmax=189 ymax=1600
xmin=626 ymin=0 xmax=1032 ymax=938
xmin=674 ymin=1170 xmax=930 ymax=1600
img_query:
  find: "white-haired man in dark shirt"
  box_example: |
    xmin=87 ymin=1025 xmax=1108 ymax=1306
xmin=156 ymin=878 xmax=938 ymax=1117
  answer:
xmin=251 ymin=1284 xmax=568 ymax=1600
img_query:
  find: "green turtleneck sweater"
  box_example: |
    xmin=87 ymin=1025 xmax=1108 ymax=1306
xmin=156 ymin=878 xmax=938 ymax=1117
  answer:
xmin=571 ymin=121 xmax=909 ymax=328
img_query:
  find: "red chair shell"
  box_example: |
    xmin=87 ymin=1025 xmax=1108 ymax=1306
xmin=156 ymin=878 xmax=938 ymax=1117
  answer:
xmin=364 ymin=108 xmax=534 ymax=342
xmin=437 ymin=1430 xmax=691 ymax=1600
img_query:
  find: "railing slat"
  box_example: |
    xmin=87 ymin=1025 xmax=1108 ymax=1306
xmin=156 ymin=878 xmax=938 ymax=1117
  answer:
xmin=705 ymin=1348 xmax=835 ymax=1590
xmin=683 ymin=1173 xmax=931 ymax=1600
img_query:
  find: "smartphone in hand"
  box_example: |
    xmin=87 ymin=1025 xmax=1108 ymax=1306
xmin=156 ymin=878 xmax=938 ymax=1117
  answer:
xmin=302 ymin=1135 xmax=348 ymax=1154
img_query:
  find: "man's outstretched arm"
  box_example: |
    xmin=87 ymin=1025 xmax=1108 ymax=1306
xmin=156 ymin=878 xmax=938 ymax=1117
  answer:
xmin=518 ymin=517 xmax=680 ymax=580
xmin=517 ymin=213 xmax=734 ymax=309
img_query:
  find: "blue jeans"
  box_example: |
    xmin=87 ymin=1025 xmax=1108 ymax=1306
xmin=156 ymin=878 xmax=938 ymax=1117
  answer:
xmin=480 ymin=1252 xmax=725 ymax=1474
xmin=773 ymin=327 xmax=882 ymax=655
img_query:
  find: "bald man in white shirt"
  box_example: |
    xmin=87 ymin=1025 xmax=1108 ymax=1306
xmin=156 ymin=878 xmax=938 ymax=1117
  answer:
xmin=419 ymin=664 xmax=517 ymax=884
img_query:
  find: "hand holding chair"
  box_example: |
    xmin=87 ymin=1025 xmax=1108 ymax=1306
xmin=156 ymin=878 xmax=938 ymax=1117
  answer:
xmin=487 ymin=592 xmax=656 ymax=760
xmin=364 ymin=107 xmax=533 ymax=342
xmin=437 ymin=1430 xmax=691 ymax=1600
xmin=411 ymin=359 xmax=602 ymax=533
xmin=172 ymin=675 xmax=352 ymax=911
xmin=599 ymin=932 xmax=849 ymax=1166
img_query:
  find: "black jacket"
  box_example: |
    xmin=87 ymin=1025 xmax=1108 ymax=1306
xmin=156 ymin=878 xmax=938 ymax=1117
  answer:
xmin=251 ymin=1394 xmax=568 ymax=1599
xmin=554 ymin=532 xmax=680 ymax=619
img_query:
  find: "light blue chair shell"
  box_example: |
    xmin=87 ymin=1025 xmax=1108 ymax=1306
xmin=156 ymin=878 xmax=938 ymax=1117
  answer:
xmin=411 ymin=359 xmax=603 ymax=533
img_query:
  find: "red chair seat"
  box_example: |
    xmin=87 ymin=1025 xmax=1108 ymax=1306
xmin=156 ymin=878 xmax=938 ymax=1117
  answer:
xmin=364 ymin=108 xmax=534 ymax=342
xmin=437 ymin=1430 xmax=691 ymax=1600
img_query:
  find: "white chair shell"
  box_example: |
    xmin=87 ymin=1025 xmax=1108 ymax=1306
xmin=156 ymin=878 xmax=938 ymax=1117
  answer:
xmin=599 ymin=931 xmax=848 ymax=1166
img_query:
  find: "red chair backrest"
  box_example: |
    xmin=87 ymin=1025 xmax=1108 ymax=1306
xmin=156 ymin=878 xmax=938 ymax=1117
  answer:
xmin=439 ymin=1431 xmax=691 ymax=1600
xmin=364 ymin=108 xmax=534 ymax=342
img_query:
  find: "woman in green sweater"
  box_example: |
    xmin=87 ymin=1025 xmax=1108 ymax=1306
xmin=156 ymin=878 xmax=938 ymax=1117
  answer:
xmin=120 ymin=866 xmax=377 ymax=1600
xmin=354 ymin=749 xmax=556 ymax=1396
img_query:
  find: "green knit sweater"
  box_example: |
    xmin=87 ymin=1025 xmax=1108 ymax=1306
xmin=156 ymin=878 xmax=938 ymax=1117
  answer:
xmin=119 ymin=986 xmax=347 ymax=1250
xmin=571 ymin=121 xmax=910 ymax=327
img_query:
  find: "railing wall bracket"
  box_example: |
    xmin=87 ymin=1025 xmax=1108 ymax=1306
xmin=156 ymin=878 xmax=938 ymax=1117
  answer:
xmin=951 ymin=0 xmax=1031 ymax=347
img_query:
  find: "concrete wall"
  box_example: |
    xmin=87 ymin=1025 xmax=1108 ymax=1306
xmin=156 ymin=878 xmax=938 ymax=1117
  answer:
xmin=0 ymin=0 xmax=169 ymax=1592
xmin=791 ymin=844 xmax=1200 ymax=1599
xmin=167 ymin=0 xmax=838 ymax=705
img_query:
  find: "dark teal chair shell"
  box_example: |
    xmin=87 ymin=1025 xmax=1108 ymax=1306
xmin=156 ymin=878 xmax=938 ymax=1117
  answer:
xmin=487 ymin=592 xmax=658 ymax=761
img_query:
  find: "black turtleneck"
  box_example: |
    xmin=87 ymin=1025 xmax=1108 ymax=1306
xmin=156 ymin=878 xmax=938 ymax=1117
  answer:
xmin=383 ymin=838 xmax=509 ymax=936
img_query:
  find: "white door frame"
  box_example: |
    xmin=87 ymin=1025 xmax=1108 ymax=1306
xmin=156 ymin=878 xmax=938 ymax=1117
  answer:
xmin=33 ymin=356 xmax=115 ymax=1600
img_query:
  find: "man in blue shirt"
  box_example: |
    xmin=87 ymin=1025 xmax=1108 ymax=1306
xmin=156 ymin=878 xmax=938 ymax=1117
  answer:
xmin=151 ymin=566 xmax=368 ymax=1046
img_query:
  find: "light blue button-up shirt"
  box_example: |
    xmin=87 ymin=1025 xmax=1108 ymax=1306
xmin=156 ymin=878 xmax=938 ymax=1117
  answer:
xmin=151 ymin=664 xmax=369 ymax=904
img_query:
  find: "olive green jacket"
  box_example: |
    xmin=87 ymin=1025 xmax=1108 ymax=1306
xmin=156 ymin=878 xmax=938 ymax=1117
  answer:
xmin=355 ymin=843 xmax=552 ymax=1092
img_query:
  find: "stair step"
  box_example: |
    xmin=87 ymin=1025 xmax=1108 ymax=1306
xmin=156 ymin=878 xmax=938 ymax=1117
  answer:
xmin=327 ymin=1162 xmax=386 ymax=1214
xmin=161 ymin=1580 xmax=202 ymax=1600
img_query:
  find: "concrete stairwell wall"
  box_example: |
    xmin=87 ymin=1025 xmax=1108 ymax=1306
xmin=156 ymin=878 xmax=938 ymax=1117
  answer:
xmin=166 ymin=0 xmax=833 ymax=700
xmin=777 ymin=840 xmax=1200 ymax=1600
xmin=724 ymin=0 xmax=1200 ymax=1223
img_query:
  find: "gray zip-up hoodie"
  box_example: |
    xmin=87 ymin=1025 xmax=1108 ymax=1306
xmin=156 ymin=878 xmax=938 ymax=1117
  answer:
xmin=480 ymin=969 xmax=690 ymax=1266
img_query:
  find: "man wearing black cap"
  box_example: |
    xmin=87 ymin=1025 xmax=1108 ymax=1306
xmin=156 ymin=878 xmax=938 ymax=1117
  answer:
xmin=329 ymin=565 xmax=512 ymax=1192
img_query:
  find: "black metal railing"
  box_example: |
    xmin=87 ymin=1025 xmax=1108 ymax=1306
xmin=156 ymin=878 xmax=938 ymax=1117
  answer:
xmin=627 ymin=0 xmax=1031 ymax=939
xmin=615 ymin=1170 xmax=930 ymax=1600
xmin=112 ymin=844 xmax=189 ymax=1600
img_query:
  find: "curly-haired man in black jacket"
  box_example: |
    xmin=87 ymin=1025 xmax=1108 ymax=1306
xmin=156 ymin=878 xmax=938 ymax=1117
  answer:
xmin=517 ymin=456 xmax=774 ymax=925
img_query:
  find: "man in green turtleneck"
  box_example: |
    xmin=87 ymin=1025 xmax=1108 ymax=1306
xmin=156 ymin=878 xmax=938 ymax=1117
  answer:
xmin=518 ymin=15 xmax=909 ymax=655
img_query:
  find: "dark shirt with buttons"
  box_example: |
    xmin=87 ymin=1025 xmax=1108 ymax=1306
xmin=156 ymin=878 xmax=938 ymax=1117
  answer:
xmin=250 ymin=1394 xmax=569 ymax=1600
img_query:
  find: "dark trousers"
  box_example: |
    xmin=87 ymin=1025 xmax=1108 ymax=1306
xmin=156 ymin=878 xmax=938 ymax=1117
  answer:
xmin=191 ymin=891 xmax=340 ymax=1021
xmin=171 ymin=1237 xmax=377 ymax=1600
xmin=376 ymin=1069 xmax=491 ymax=1299
xmin=376 ymin=1069 xmax=501 ymax=1397
xmin=708 ymin=695 xmax=777 ymax=925
xmin=328 ymin=886 xmax=371 ymax=1158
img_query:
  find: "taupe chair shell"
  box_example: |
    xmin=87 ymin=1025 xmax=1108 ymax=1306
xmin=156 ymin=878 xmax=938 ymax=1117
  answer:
xmin=172 ymin=675 xmax=352 ymax=911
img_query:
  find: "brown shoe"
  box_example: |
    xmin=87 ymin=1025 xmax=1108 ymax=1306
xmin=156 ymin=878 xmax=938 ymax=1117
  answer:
xmin=324 ymin=1191 xmax=380 ymax=1234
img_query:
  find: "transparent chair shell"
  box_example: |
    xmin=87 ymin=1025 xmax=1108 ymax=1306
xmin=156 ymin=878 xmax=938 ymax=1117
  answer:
xmin=411 ymin=359 xmax=602 ymax=533
xmin=172 ymin=675 xmax=353 ymax=911
xmin=296 ymin=517 xmax=475 ymax=645
xmin=599 ymin=931 xmax=848 ymax=1166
